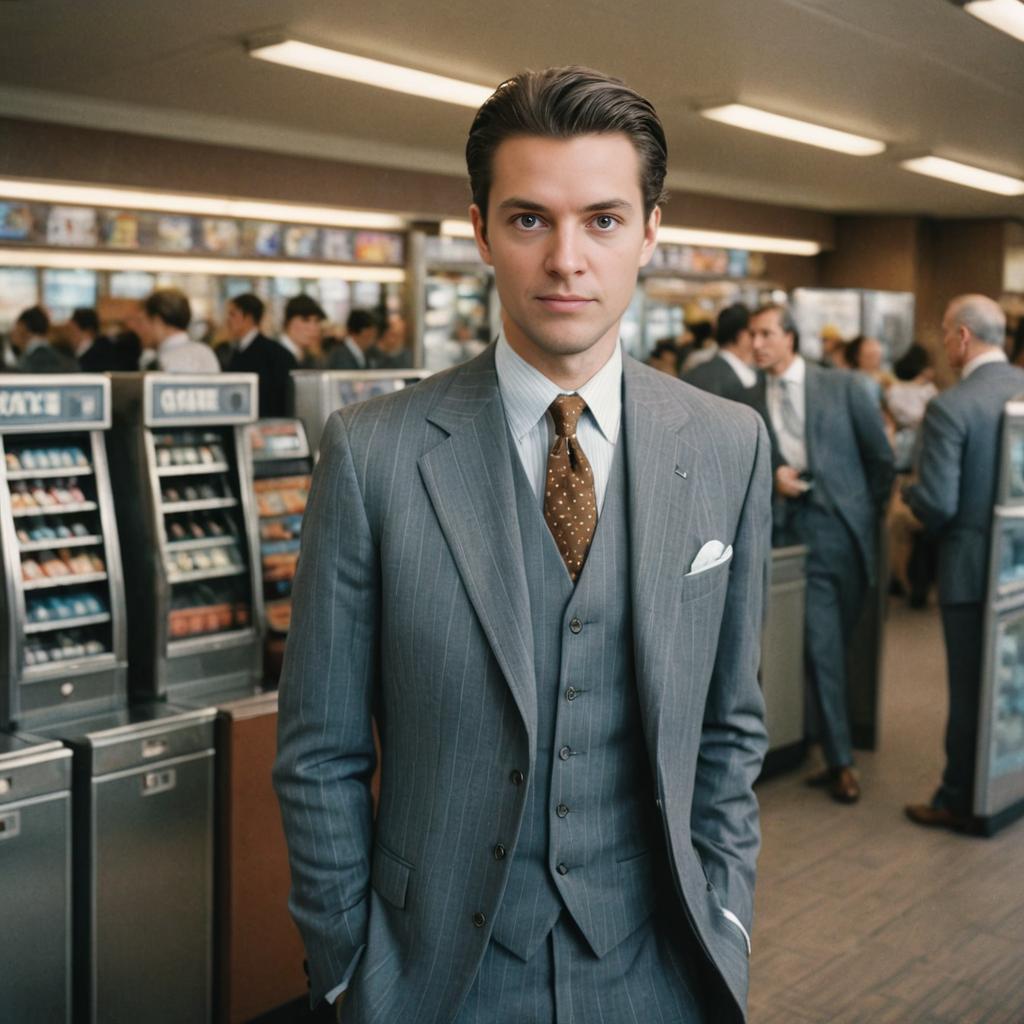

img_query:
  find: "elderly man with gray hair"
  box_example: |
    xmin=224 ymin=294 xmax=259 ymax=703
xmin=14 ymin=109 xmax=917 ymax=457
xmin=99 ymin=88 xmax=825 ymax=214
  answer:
xmin=904 ymin=294 xmax=1024 ymax=833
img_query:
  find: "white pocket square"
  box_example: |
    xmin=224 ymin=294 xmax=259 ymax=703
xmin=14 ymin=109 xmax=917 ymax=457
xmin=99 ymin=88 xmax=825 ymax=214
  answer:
xmin=686 ymin=540 xmax=733 ymax=577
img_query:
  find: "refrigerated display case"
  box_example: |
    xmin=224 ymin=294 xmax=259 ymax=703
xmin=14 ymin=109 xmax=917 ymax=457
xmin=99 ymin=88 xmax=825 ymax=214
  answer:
xmin=290 ymin=368 xmax=432 ymax=456
xmin=0 ymin=375 xmax=127 ymax=728
xmin=0 ymin=733 xmax=73 ymax=1023
xmin=108 ymin=373 xmax=262 ymax=703
xmin=975 ymin=399 xmax=1024 ymax=833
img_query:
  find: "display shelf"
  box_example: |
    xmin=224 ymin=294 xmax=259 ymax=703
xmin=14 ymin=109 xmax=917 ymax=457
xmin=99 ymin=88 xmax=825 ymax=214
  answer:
xmin=22 ymin=652 xmax=116 ymax=680
xmin=161 ymin=497 xmax=237 ymax=514
xmin=167 ymin=566 xmax=246 ymax=585
xmin=155 ymin=463 xmax=230 ymax=478
xmin=5 ymin=466 xmax=94 ymax=481
xmin=12 ymin=501 xmax=98 ymax=518
xmin=23 ymin=571 xmax=108 ymax=592
xmin=165 ymin=535 xmax=239 ymax=552
xmin=24 ymin=612 xmax=111 ymax=634
xmin=167 ymin=627 xmax=252 ymax=654
xmin=19 ymin=534 xmax=103 ymax=553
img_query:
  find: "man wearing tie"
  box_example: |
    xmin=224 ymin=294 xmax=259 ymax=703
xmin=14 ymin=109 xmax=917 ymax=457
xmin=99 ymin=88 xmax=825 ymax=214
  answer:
xmin=275 ymin=66 xmax=771 ymax=1024
xmin=752 ymin=304 xmax=893 ymax=804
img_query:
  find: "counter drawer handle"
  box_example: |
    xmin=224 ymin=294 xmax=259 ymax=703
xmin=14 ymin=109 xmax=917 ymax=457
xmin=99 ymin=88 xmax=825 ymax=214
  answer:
xmin=0 ymin=811 xmax=20 ymax=841
xmin=142 ymin=739 xmax=170 ymax=759
xmin=142 ymin=769 xmax=176 ymax=796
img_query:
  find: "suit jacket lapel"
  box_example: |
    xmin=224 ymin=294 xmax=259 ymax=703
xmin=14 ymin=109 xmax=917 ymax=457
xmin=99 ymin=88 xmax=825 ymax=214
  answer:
xmin=418 ymin=348 xmax=537 ymax=755
xmin=624 ymin=359 xmax=708 ymax=767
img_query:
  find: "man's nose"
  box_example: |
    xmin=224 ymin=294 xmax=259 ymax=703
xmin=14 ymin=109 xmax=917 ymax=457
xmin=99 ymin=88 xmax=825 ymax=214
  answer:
xmin=543 ymin=225 xmax=586 ymax=278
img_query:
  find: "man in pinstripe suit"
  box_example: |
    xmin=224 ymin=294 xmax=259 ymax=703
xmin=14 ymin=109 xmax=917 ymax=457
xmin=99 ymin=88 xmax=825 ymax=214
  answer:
xmin=274 ymin=67 xmax=771 ymax=1024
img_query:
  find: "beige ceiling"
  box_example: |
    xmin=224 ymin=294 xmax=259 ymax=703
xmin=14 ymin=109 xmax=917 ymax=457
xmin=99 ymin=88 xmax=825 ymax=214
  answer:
xmin=2 ymin=0 xmax=1023 ymax=220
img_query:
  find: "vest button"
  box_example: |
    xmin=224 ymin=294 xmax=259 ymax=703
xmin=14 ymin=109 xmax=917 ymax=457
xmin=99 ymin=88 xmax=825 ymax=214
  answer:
xmin=472 ymin=912 xmax=486 ymax=927
xmin=565 ymin=686 xmax=577 ymax=701
xmin=569 ymin=617 xmax=582 ymax=634
xmin=559 ymin=746 xmax=572 ymax=761
xmin=493 ymin=844 xmax=506 ymax=860
xmin=556 ymin=803 xmax=569 ymax=818
xmin=556 ymin=863 xmax=569 ymax=875
xmin=510 ymin=769 xmax=524 ymax=786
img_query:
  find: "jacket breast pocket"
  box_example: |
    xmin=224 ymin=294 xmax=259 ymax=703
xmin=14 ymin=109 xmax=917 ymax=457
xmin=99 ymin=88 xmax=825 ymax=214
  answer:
xmin=371 ymin=841 xmax=413 ymax=910
xmin=679 ymin=557 xmax=731 ymax=607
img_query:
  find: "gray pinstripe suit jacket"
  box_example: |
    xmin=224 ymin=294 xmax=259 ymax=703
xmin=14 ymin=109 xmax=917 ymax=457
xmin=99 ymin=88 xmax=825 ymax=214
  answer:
xmin=273 ymin=345 xmax=772 ymax=1023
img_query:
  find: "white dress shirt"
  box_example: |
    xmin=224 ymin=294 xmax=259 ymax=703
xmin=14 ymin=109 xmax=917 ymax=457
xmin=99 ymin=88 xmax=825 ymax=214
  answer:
xmin=720 ymin=348 xmax=758 ymax=389
xmin=767 ymin=354 xmax=808 ymax=473
xmin=278 ymin=334 xmax=302 ymax=363
xmin=962 ymin=347 xmax=1007 ymax=381
xmin=237 ymin=328 xmax=259 ymax=354
xmin=495 ymin=329 xmax=621 ymax=514
xmin=343 ymin=336 xmax=367 ymax=368
xmin=156 ymin=331 xmax=220 ymax=373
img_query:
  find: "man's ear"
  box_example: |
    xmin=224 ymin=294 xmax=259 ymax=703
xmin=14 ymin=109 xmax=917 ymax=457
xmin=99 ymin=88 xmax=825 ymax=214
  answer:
xmin=470 ymin=204 xmax=493 ymax=267
xmin=638 ymin=206 xmax=661 ymax=268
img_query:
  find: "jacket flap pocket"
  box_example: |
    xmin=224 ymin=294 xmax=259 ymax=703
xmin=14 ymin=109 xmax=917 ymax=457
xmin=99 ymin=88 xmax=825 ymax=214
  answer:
xmin=371 ymin=841 xmax=412 ymax=910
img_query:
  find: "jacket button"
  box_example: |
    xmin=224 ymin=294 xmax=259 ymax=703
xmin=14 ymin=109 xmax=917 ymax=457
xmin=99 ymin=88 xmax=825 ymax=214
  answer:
xmin=565 ymin=686 xmax=577 ymax=701
xmin=556 ymin=803 xmax=569 ymax=818
xmin=510 ymin=769 xmax=524 ymax=786
xmin=472 ymin=912 xmax=486 ymax=927
xmin=556 ymin=863 xmax=569 ymax=875
xmin=569 ymin=617 xmax=582 ymax=634
xmin=559 ymin=746 xmax=572 ymax=761
xmin=493 ymin=844 xmax=506 ymax=860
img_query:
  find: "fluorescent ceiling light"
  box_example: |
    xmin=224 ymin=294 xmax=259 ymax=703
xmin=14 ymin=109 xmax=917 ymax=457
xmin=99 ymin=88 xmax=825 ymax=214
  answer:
xmin=0 ymin=248 xmax=406 ymax=282
xmin=699 ymin=103 xmax=886 ymax=157
xmin=0 ymin=178 xmax=406 ymax=230
xmin=249 ymin=39 xmax=492 ymax=109
xmin=965 ymin=0 xmax=1024 ymax=43
xmin=440 ymin=219 xmax=476 ymax=239
xmin=658 ymin=226 xmax=821 ymax=257
xmin=899 ymin=155 xmax=1024 ymax=196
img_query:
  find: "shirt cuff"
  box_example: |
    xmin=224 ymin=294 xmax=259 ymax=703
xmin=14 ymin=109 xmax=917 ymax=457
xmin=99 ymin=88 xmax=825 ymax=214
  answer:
xmin=720 ymin=908 xmax=752 ymax=957
xmin=325 ymin=945 xmax=366 ymax=1005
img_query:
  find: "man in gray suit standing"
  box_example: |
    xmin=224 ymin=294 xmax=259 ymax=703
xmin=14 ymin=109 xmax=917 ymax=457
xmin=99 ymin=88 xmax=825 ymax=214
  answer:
xmin=752 ymin=304 xmax=893 ymax=804
xmin=904 ymin=295 xmax=1024 ymax=833
xmin=274 ymin=66 xmax=771 ymax=1024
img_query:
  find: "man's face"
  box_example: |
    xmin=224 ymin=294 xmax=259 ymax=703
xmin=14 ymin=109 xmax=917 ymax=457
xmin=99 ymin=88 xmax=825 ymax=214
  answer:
xmin=287 ymin=315 xmax=322 ymax=351
xmin=751 ymin=310 xmax=795 ymax=374
xmin=941 ymin=305 xmax=968 ymax=372
xmin=225 ymin=304 xmax=251 ymax=341
xmin=10 ymin=320 xmax=28 ymax=351
xmin=66 ymin=321 xmax=85 ymax=348
xmin=354 ymin=325 xmax=378 ymax=351
xmin=471 ymin=133 xmax=659 ymax=369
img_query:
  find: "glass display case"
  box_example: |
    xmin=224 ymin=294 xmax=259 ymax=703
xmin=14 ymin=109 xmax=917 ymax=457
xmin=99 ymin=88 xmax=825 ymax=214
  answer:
xmin=108 ymin=374 xmax=262 ymax=702
xmin=0 ymin=376 xmax=127 ymax=728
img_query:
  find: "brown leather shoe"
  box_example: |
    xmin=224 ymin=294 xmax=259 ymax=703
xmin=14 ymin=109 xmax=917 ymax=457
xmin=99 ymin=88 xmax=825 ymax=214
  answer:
xmin=905 ymin=803 xmax=982 ymax=835
xmin=806 ymin=766 xmax=860 ymax=803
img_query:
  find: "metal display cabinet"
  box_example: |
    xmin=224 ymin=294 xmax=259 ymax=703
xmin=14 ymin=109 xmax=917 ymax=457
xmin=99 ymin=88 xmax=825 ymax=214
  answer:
xmin=108 ymin=373 xmax=262 ymax=703
xmin=37 ymin=703 xmax=217 ymax=1024
xmin=289 ymin=368 xmax=431 ymax=456
xmin=0 ymin=375 xmax=127 ymax=730
xmin=0 ymin=733 xmax=73 ymax=1023
xmin=974 ymin=400 xmax=1024 ymax=833
xmin=760 ymin=545 xmax=808 ymax=777
xmin=246 ymin=419 xmax=313 ymax=682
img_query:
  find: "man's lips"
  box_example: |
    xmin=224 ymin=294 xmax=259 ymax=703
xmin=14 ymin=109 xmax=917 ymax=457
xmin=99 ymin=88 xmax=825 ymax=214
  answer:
xmin=536 ymin=294 xmax=595 ymax=311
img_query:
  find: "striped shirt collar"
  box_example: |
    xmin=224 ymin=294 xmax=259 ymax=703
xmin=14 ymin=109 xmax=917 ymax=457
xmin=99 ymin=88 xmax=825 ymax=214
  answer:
xmin=494 ymin=328 xmax=622 ymax=445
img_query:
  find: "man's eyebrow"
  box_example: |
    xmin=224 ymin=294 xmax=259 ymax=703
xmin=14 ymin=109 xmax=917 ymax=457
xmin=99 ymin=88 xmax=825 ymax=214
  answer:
xmin=495 ymin=197 xmax=635 ymax=213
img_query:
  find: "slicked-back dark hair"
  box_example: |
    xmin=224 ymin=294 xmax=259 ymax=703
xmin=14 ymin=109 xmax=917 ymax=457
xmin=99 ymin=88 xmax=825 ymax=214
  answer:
xmin=145 ymin=288 xmax=191 ymax=330
xmin=466 ymin=66 xmax=668 ymax=227
xmin=71 ymin=307 xmax=100 ymax=334
xmin=229 ymin=292 xmax=264 ymax=325
xmin=716 ymin=303 xmax=750 ymax=347
xmin=17 ymin=305 xmax=50 ymax=336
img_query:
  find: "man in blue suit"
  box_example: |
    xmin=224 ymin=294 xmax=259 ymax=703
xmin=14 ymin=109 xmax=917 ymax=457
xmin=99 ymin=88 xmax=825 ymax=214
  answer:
xmin=904 ymin=294 xmax=1024 ymax=832
xmin=275 ymin=67 xmax=771 ymax=1024
xmin=753 ymin=303 xmax=893 ymax=804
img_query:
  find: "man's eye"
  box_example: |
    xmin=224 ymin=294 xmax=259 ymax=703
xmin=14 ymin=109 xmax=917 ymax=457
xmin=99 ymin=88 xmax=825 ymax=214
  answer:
xmin=514 ymin=214 xmax=543 ymax=230
xmin=593 ymin=215 xmax=618 ymax=231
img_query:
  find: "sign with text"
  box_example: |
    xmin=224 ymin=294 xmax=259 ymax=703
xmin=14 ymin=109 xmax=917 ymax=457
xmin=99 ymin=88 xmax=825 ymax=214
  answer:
xmin=0 ymin=378 xmax=108 ymax=433
xmin=145 ymin=375 xmax=256 ymax=426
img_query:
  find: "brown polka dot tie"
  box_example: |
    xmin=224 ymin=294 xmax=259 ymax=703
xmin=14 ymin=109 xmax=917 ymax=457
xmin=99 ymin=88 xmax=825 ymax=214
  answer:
xmin=544 ymin=394 xmax=597 ymax=583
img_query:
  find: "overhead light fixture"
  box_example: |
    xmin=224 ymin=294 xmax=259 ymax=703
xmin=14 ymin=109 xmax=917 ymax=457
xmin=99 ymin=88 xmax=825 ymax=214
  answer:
xmin=0 ymin=178 xmax=407 ymax=230
xmin=699 ymin=103 xmax=886 ymax=157
xmin=899 ymin=155 xmax=1024 ymax=196
xmin=248 ymin=39 xmax=493 ymax=109
xmin=439 ymin=219 xmax=476 ymax=239
xmin=964 ymin=0 xmax=1024 ymax=43
xmin=0 ymin=248 xmax=406 ymax=282
xmin=658 ymin=226 xmax=821 ymax=257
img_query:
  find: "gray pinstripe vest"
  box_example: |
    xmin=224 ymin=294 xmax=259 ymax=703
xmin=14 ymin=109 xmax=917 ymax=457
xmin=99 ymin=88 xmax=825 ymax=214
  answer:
xmin=491 ymin=436 xmax=662 ymax=962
